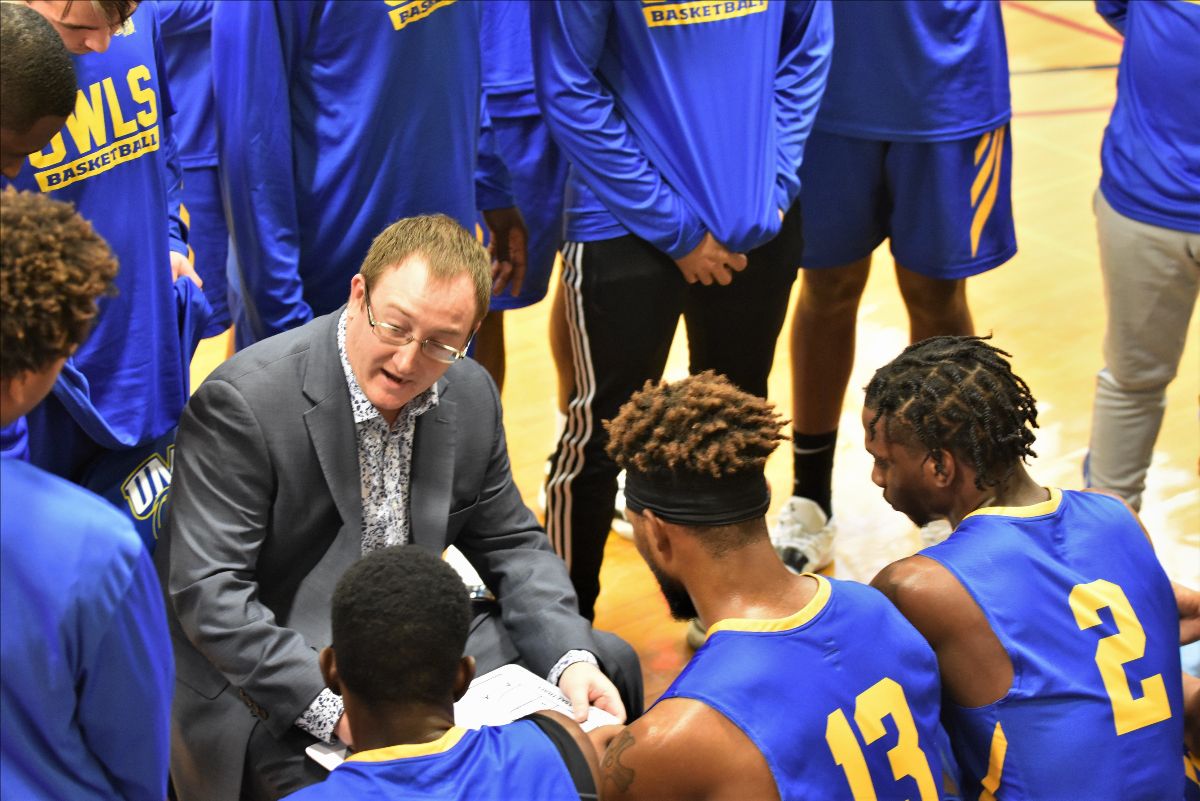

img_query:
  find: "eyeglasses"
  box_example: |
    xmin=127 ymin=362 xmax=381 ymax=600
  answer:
xmin=363 ymin=285 xmax=470 ymax=364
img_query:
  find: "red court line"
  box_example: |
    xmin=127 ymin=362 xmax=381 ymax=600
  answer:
xmin=1015 ymin=104 xmax=1112 ymax=118
xmin=1002 ymin=1 xmax=1123 ymax=45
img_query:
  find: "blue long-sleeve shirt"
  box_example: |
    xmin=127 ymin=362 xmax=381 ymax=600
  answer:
xmin=211 ymin=1 xmax=512 ymax=345
xmin=532 ymin=0 xmax=832 ymax=259
xmin=3 ymin=4 xmax=192 ymax=450
xmin=1095 ymin=0 xmax=1200 ymax=233
xmin=0 ymin=459 xmax=173 ymax=801
xmin=157 ymin=0 xmax=215 ymax=168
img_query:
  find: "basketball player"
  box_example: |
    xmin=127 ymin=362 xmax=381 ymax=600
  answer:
xmin=533 ymin=0 xmax=833 ymax=622
xmin=0 ymin=3 xmax=76 ymax=180
xmin=1 ymin=189 xmax=173 ymax=801
xmin=596 ymin=371 xmax=945 ymax=801
xmin=282 ymin=546 xmax=598 ymax=801
xmin=774 ymin=0 xmax=1016 ymax=572
xmin=868 ymin=336 xmax=1185 ymax=800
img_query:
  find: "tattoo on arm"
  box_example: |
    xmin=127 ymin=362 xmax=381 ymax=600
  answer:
xmin=602 ymin=728 xmax=636 ymax=794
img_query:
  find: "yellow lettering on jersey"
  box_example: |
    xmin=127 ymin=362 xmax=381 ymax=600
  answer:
xmin=127 ymin=65 xmax=158 ymax=127
xmin=826 ymin=709 xmax=879 ymax=801
xmin=977 ymin=722 xmax=1007 ymax=801
xmin=387 ymin=0 xmax=455 ymax=31
xmin=644 ymin=0 xmax=768 ymax=28
xmin=825 ymin=677 xmax=938 ymax=801
xmin=855 ymin=678 xmax=939 ymax=801
xmin=104 ymin=77 xmax=138 ymax=138
xmin=28 ymin=132 xmax=67 ymax=170
xmin=1185 ymin=750 xmax=1200 ymax=788
xmin=1069 ymin=578 xmax=1172 ymax=736
xmin=64 ymin=82 xmax=108 ymax=154
xmin=35 ymin=126 xmax=160 ymax=193
xmin=26 ymin=65 xmax=160 ymax=190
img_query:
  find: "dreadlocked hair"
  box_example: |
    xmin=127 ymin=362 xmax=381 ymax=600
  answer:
xmin=864 ymin=335 xmax=1038 ymax=490
xmin=605 ymin=370 xmax=785 ymax=480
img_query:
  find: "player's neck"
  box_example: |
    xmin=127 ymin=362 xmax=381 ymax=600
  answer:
xmin=690 ymin=540 xmax=818 ymax=630
xmin=342 ymin=695 xmax=457 ymax=755
xmin=950 ymin=466 xmax=1048 ymax=527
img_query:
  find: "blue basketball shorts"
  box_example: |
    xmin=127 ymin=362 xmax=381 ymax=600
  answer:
xmin=798 ymin=126 xmax=1016 ymax=279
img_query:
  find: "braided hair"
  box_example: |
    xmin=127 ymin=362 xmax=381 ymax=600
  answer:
xmin=864 ymin=336 xmax=1038 ymax=490
xmin=605 ymin=370 xmax=785 ymax=479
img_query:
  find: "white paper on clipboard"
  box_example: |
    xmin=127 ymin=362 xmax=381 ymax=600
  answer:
xmin=306 ymin=663 xmax=620 ymax=769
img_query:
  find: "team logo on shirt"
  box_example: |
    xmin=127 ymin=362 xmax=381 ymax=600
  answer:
xmin=26 ymin=65 xmax=160 ymax=193
xmin=383 ymin=0 xmax=456 ymax=31
xmin=642 ymin=0 xmax=768 ymax=28
xmin=120 ymin=445 xmax=173 ymax=539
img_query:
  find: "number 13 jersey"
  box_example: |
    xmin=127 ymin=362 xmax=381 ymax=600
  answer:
xmin=659 ymin=574 xmax=945 ymax=800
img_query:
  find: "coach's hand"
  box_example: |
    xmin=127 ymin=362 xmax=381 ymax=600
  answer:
xmin=558 ymin=661 xmax=627 ymax=725
xmin=674 ymin=232 xmax=747 ymax=286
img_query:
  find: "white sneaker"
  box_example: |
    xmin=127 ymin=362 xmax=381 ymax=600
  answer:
xmin=770 ymin=496 xmax=835 ymax=574
xmin=919 ymin=518 xmax=953 ymax=548
xmin=611 ymin=470 xmax=633 ymax=540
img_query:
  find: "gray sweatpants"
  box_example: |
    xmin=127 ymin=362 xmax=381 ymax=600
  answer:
xmin=1087 ymin=190 xmax=1200 ymax=510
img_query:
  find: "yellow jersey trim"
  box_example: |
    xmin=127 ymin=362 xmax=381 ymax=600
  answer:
xmin=705 ymin=573 xmax=831 ymax=641
xmin=345 ymin=726 xmax=469 ymax=763
xmin=963 ymin=487 xmax=1062 ymax=521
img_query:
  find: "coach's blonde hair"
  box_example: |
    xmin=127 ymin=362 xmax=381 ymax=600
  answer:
xmin=359 ymin=214 xmax=491 ymax=322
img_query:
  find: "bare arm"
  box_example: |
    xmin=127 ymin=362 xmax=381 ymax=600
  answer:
xmin=598 ymin=699 xmax=779 ymax=801
xmin=872 ymin=556 xmax=1014 ymax=708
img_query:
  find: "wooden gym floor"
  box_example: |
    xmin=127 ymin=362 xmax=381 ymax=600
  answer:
xmin=191 ymin=1 xmax=1198 ymax=706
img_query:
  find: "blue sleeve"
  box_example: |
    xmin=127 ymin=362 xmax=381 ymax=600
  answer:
xmin=151 ymin=6 xmax=188 ymax=257
xmin=77 ymin=547 xmax=174 ymax=801
xmin=476 ymin=95 xmax=516 ymax=211
xmin=211 ymin=0 xmax=315 ymax=339
xmin=774 ymin=0 xmax=833 ymax=213
xmin=1095 ymin=0 xmax=1128 ymax=34
xmin=156 ymin=0 xmax=213 ymax=35
xmin=531 ymin=0 xmax=705 ymax=259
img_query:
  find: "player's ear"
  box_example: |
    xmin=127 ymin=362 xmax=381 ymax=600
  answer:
xmin=642 ymin=509 xmax=673 ymax=562
xmin=927 ymin=448 xmax=956 ymax=488
xmin=452 ymin=655 xmax=476 ymax=702
xmin=319 ymin=646 xmax=341 ymax=696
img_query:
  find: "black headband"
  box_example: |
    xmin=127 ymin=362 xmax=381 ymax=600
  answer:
xmin=623 ymin=469 xmax=770 ymax=527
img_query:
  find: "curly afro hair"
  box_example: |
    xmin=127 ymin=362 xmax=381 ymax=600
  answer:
xmin=605 ymin=370 xmax=785 ymax=480
xmin=1 ymin=189 xmax=118 ymax=380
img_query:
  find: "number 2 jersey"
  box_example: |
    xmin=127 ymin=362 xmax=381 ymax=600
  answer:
xmin=658 ymin=575 xmax=945 ymax=800
xmin=922 ymin=488 xmax=1184 ymax=800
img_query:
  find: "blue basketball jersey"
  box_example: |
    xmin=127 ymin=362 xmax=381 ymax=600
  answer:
xmin=922 ymin=489 xmax=1185 ymax=801
xmin=282 ymin=722 xmax=579 ymax=801
xmin=814 ymin=0 xmax=1010 ymax=142
xmin=659 ymin=575 xmax=944 ymax=800
xmin=3 ymin=4 xmax=195 ymax=450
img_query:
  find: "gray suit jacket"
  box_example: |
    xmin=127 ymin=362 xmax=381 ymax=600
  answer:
xmin=158 ymin=310 xmax=595 ymax=800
